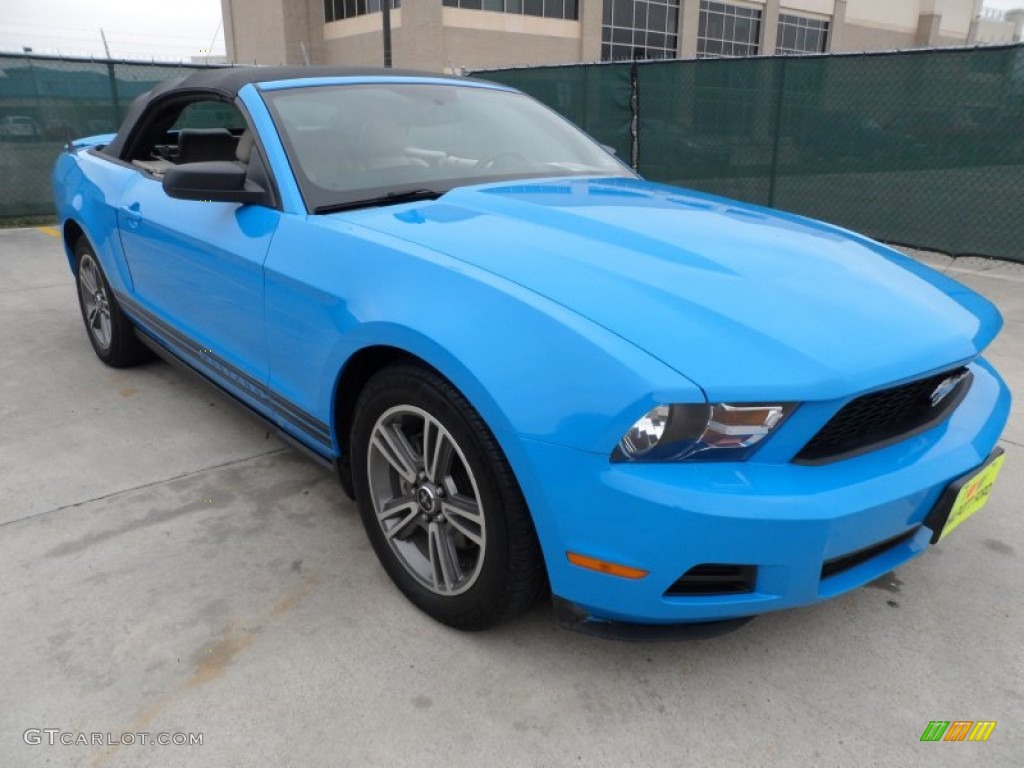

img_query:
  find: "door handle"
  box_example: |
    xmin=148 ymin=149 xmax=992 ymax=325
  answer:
xmin=120 ymin=202 xmax=142 ymax=228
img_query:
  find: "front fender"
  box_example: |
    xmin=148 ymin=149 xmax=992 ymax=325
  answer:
xmin=264 ymin=213 xmax=704 ymax=457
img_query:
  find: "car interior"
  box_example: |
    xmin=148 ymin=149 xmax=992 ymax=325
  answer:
xmin=123 ymin=94 xmax=462 ymax=195
xmin=117 ymin=95 xmax=277 ymax=206
xmin=132 ymin=127 xmax=252 ymax=175
xmin=127 ymin=98 xmax=252 ymax=177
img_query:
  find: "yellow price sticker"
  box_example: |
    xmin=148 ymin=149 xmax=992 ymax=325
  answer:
xmin=940 ymin=453 xmax=1005 ymax=541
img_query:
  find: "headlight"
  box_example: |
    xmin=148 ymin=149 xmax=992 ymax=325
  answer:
xmin=613 ymin=403 xmax=796 ymax=462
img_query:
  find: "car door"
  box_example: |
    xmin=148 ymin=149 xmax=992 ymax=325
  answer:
xmin=116 ymin=99 xmax=279 ymax=409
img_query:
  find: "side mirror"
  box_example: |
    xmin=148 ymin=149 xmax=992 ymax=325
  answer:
xmin=162 ymin=161 xmax=269 ymax=206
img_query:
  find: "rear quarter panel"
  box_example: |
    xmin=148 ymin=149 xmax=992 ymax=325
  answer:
xmin=52 ymin=146 xmax=137 ymax=293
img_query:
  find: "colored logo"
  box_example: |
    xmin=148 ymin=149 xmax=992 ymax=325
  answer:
xmin=963 ymin=477 xmax=984 ymax=503
xmin=920 ymin=721 xmax=997 ymax=742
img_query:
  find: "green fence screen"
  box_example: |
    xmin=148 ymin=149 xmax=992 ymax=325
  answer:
xmin=482 ymin=62 xmax=636 ymax=163
xmin=0 ymin=54 xmax=221 ymax=222
xmin=476 ymin=44 xmax=1024 ymax=262
xmin=3 ymin=49 xmax=1023 ymax=261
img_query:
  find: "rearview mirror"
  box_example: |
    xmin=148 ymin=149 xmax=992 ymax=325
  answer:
xmin=162 ymin=161 xmax=269 ymax=206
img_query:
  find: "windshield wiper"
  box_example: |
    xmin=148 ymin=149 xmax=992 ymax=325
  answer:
xmin=314 ymin=188 xmax=443 ymax=214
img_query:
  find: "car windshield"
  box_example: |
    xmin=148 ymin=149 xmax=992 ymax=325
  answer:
xmin=262 ymin=82 xmax=633 ymax=212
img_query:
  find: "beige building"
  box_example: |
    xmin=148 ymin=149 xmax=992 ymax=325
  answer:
xmin=222 ymin=1 xmax=1024 ymax=72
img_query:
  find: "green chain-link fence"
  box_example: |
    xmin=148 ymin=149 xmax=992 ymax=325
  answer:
xmin=0 ymin=53 xmax=223 ymax=223
xmin=4 ymin=48 xmax=1023 ymax=261
xmin=476 ymin=44 xmax=1024 ymax=262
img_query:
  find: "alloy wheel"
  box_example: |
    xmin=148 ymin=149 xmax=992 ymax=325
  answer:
xmin=366 ymin=404 xmax=486 ymax=596
xmin=78 ymin=253 xmax=112 ymax=351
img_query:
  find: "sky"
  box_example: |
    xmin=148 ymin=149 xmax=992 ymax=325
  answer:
xmin=0 ymin=0 xmax=226 ymax=62
xmin=0 ymin=0 xmax=1020 ymax=63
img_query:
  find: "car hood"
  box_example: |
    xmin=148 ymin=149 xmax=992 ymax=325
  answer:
xmin=339 ymin=177 xmax=1001 ymax=401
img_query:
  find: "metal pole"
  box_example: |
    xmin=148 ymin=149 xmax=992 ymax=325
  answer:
xmin=100 ymin=29 xmax=112 ymax=59
xmin=767 ymin=57 xmax=787 ymax=209
xmin=381 ymin=1 xmax=393 ymax=68
xmin=107 ymin=61 xmax=121 ymax=129
xmin=630 ymin=60 xmax=640 ymax=172
xmin=207 ymin=19 xmax=223 ymax=65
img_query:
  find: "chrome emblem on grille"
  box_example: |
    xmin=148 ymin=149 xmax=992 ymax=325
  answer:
xmin=930 ymin=371 xmax=968 ymax=407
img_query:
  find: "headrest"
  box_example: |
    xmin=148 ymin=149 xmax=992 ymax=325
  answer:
xmin=235 ymin=129 xmax=254 ymax=162
xmin=178 ymin=128 xmax=237 ymax=164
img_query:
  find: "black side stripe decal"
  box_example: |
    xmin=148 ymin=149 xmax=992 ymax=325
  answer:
xmin=117 ymin=293 xmax=333 ymax=448
xmin=268 ymin=392 xmax=330 ymax=443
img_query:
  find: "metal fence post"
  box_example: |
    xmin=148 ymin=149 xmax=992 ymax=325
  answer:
xmin=106 ymin=60 xmax=121 ymax=126
xmin=767 ymin=56 xmax=787 ymax=209
xmin=24 ymin=56 xmax=43 ymax=123
xmin=630 ymin=60 xmax=640 ymax=172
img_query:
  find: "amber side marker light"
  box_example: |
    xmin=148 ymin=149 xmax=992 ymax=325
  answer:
xmin=567 ymin=552 xmax=649 ymax=580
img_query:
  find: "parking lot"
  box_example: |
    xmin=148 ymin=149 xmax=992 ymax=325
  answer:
xmin=1 ymin=226 xmax=1021 ymax=767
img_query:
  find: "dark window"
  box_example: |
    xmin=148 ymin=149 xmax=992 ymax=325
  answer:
xmin=697 ymin=1 xmax=761 ymax=58
xmin=326 ymin=0 xmax=399 ymax=22
xmin=261 ymin=83 xmax=630 ymax=212
xmin=601 ymin=0 xmax=680 ymax=61
xmin=443 ymin=0 xmax=578 ymax=18
xmin=775 ymin=13 xmax=829 ymax=55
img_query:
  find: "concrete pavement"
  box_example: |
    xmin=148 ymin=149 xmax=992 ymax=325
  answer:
xmin=1 ymin=228 xmax=1021 ymax=767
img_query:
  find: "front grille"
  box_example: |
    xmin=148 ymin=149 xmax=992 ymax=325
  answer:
xmin=820 ymin=527 xmax=919 ymax=580
xmin=664 ymin=564 xmax=757 ymax=596
xmin=795 ymin=367 xmax=972 ymax=464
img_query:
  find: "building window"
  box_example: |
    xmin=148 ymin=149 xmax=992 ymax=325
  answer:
xmin=776 ymin=13 xmax=828 ymax=54
xmin=442 ymin=0 xmax=579 ymax=21
xmin=601 ymin=1 xmax=680 ymax=61
xmin=325 ymin=0 xmax=400 ymax=24
xmin=697 ymin=1 xmax=761 ymax=58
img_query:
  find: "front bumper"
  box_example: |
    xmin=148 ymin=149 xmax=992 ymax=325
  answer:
xmin=513 ymin=358 xmax=1010 ymax=625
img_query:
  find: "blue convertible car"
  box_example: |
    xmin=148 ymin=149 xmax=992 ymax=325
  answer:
xmin=53 ymin=67 xmax=1010 ymax=634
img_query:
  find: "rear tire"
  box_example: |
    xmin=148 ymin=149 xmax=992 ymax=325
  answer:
xmin=351 ymin=363 xmax=547 ymax=630
xmin=74 ymin=237 xmax=151 ymax=368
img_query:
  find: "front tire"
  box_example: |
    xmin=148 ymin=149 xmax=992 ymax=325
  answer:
xmin=74 ymin=237 xmax=150 ymax=368
xmin=351 ymin=364 xmax=546 ymax=630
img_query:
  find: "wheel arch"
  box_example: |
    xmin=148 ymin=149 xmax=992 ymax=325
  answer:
xmin=330 ymin=341 xmax=553 ymax=614
xmin=331 ymin=344 xmax=411 ymax=497
xmin=329 ymin=342 xmax=520 ymax=504
xmin=62 ymin=218 xmax=87 ymax=272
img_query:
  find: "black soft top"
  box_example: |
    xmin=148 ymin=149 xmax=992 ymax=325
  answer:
xmin=104 ymin=65 xmax=457 ymax=159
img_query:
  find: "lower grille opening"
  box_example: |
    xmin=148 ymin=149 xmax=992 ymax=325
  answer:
xmin=665 ymin=564 xmax=757 ymax=596
xmin=821 ymin=527 xmax=919 ymax=580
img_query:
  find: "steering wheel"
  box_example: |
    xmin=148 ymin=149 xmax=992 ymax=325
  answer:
xmin=475 ymin=151 xmax=528 ymax=172
xmin=151 ymin=144 xmax=176 ymax=162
